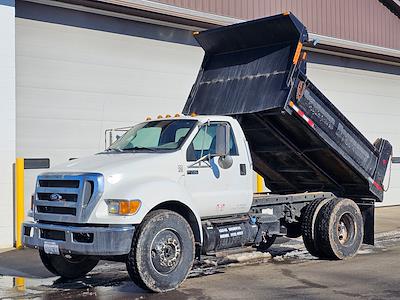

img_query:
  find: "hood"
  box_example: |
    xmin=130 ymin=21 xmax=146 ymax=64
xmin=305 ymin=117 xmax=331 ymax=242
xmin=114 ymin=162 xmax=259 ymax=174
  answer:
xmin=49 ymin=152 xmax=179 ymax=177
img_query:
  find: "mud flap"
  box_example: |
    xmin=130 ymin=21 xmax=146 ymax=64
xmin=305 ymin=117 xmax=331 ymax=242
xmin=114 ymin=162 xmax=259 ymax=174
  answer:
xmin=359 ymin=202 xmax=375 ymax=245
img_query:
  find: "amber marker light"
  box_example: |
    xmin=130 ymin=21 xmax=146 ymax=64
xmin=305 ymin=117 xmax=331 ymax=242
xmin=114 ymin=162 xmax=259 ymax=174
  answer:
xmin=106 ymin=200 xmax=141 ymax=215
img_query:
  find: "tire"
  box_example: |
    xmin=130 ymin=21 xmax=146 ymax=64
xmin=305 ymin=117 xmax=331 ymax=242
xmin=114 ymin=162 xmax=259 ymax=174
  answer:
xmin=315 ymin=198 xmax=364 ymax=260
xmin=257 ymin=235 xmax=276 ymax=252
xmin=126 ymin=210 xmax=195 ymax=292
xmin=39 ymin=249 xmax=60 ymax=276
xmin=39 ymin=250 xmax=99 ymax=279
xmin=301 ymin=197 xmax=334 ymax=257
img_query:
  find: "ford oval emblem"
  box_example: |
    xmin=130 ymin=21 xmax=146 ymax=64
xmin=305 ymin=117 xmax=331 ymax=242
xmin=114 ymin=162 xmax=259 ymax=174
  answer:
xmin=50 ymin=193 xmax=63 ymax=201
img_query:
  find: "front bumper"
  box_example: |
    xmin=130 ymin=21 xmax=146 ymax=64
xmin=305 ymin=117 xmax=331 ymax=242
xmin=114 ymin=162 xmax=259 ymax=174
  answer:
xmin=22 ymin=221 xmax=135 ymax=256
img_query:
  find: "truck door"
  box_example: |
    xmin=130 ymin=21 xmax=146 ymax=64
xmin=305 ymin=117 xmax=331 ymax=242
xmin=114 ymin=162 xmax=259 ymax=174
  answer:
xmin=185 ymin=122 xmax=252 ymax=217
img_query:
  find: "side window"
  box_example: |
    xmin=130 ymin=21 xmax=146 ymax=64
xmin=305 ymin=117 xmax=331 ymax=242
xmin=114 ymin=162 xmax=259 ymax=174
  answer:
xmin=186 ymin=123 xmax=238 ymax=161
xmin=229 ymin=128 xmax=238 ymax=156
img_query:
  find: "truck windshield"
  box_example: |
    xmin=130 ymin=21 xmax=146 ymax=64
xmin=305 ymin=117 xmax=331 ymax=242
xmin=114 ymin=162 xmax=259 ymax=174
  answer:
xmin=108 ymin=119 xmax=197 ymax=152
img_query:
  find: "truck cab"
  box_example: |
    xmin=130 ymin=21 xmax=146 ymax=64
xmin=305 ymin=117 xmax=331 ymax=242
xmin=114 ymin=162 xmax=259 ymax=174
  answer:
xmin=23 ymin=115 xmax=255 ymax=289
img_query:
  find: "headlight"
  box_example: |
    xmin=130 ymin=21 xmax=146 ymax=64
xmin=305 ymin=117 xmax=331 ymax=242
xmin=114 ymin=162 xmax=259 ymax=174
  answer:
xmin=106 ymin=199 xmax=141 ymax=215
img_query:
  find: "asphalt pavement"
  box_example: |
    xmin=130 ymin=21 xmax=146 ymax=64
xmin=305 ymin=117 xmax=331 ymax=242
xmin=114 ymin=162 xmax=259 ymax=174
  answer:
xmin=0 ymin=206 xmax=399 ymax=299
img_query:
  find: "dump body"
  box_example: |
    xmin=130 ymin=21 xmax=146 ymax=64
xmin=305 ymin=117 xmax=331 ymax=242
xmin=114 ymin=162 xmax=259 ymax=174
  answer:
xmin=183 ymin=13 xmax=392 ymax=201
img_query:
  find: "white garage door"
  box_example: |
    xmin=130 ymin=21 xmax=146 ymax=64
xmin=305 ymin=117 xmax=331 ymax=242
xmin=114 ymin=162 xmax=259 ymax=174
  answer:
xmin=308 ymin=57 xmax=400 ymax=206
xmin=16 ymin=17 xmax=203 ymax=211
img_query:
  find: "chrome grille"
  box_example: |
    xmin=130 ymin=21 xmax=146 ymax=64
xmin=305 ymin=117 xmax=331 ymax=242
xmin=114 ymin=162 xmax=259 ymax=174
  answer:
xmin=34 ymin=173 xmax=104 ymax=223
xmin=37 ymin=192 xmax=78 ymax=202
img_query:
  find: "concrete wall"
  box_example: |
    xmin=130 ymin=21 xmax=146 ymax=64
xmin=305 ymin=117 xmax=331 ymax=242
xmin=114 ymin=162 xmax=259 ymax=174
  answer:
xmin=0 ymin=0 xmax=16 ymax=248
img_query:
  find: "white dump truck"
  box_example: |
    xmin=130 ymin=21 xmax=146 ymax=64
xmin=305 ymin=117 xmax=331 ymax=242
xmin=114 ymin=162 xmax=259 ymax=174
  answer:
xmin=23 ymin=13 xmax=392 ymax=292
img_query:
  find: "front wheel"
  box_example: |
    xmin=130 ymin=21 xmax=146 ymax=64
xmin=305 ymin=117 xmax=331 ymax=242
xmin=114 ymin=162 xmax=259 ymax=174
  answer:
xmin=39 ymin=250 xmax=99 ymax=279
xmin=126 ymin=210 xmax=195 ymax=292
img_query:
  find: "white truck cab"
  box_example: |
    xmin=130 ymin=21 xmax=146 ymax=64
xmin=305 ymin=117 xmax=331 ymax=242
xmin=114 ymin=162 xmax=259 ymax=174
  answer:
xmin=23 ymin=115 xmax=256 ymax=291
xmin=50 ymin=115 xmax=253 ymax=223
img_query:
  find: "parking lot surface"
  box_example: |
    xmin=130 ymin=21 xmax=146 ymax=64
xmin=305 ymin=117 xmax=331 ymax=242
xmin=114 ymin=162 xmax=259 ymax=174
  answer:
xmin=0 ymin=206 xmax=399 ymax=299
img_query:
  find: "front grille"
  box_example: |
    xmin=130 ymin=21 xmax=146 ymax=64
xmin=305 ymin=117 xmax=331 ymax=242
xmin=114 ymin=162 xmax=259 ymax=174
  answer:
xmin=37 ymin=206 xmax=76 ymax=215
xmin=39 ymin=179 xmax=80 ymax=188
xmin=37 ymin=192 xmax=78 ymax=202
xmin=34 ymin=173 xmax=104 ymax=223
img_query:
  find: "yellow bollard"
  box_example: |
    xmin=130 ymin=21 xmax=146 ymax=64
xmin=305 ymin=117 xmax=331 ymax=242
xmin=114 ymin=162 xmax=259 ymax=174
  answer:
xmin=15 ymin=158 xmax=25 ymax=249
xmin=14 ymin=277 xmax=25 ymax=291
xmin=256 ymin=173 xmax=263 ymax=193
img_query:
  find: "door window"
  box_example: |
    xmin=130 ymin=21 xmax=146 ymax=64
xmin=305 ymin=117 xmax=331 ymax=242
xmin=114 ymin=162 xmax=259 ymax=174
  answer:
xmin=187 ymin=123 xmax=238 ymax=161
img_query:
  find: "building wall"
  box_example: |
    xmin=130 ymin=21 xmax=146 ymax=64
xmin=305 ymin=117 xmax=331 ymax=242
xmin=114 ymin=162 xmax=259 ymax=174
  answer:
xmin=152 ymin=0 xmax=400 ymax=50
xmin=0 ymin=0 xmax=16 ymax=248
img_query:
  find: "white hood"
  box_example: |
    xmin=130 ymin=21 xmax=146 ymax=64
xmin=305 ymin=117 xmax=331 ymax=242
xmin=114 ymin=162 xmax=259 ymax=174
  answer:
xmin=52 ymin=151 xmax=182 ymax=175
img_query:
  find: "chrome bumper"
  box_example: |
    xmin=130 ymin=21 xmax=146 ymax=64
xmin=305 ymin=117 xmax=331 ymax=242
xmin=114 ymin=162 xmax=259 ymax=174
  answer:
xmin=22 ymin=221 xmax=135 ymax=256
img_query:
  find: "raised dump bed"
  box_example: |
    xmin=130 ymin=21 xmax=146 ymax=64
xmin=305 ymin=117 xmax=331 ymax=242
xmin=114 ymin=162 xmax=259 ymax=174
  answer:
xmin=183 ymin=13 xmax=392 ymax=201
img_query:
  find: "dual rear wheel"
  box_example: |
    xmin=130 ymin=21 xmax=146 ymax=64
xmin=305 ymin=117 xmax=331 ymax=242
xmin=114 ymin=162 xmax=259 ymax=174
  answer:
xmin=302 ymin=197 xmax=364 ymax=260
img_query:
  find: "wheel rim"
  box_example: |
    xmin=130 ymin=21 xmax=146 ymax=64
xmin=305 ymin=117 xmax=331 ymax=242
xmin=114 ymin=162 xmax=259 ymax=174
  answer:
xmin=150 ymin=229 xmax=182 ymax=274
xmin=337 ymin=213 xmax=356 ymax=245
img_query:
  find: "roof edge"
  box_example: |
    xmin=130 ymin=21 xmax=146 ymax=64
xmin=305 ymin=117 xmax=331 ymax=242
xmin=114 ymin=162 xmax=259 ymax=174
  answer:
xmin=30 ymin=0 xmax=400 ymax=62
xmin=100 ymin=0 xmax=400 ymax=58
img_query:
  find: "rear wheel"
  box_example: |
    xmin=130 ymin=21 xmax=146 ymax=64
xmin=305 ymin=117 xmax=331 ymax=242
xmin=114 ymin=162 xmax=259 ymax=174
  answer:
xmin=39 ymin=250 xmax=99 ymax=279
xmin=126 ymin=210 xmax=195 ymax=292
xmin=316 ymin=198 xmax=363 ymax=259
xmin=301 ymin=197 xmax=333 ymax=257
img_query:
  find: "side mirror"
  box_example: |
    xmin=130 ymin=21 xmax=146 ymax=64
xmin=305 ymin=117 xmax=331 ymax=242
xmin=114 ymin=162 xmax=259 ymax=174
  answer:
xmin=215 ymin=123 xmax=230 ymax=157
xmin=215 ymin=123 xmax=233 ymax=169
xmin=218 ymin=155 xmax=233 ymax=169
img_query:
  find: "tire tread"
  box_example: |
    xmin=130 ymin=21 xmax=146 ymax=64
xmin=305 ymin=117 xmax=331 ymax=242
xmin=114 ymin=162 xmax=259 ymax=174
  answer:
xmin=301 ymin=197 xmax=333 ymax=257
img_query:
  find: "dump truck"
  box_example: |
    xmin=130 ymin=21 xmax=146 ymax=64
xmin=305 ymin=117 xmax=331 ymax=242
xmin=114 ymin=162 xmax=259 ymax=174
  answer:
xmin=23 ymin=13 xmax=392 ymax=292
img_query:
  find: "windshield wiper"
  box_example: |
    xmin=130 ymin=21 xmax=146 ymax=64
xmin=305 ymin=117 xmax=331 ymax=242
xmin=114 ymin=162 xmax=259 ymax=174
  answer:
xmin=104 ymin=148 xmax=123 ymax=152
xmin=122 ymin=146 xmax=156 ymax=152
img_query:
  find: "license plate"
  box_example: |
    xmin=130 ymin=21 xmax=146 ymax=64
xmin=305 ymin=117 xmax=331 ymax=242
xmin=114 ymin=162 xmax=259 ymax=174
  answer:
xmin=43 ymin=241 xmax=60 ymax=255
